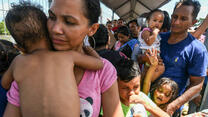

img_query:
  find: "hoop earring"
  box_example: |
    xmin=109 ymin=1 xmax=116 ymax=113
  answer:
xmin=90 ymin=36 xmax=96 ymax=49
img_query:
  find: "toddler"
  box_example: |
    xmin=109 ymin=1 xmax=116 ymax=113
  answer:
xmin=138 ymin=9 xmax=164 ymax=53
xmin=1 ymin=2 xmax=103 ymax=117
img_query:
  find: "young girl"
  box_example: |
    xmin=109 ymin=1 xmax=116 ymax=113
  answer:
xmin=150 ymin=78 xmax=179 ymax=110
xmin=116 ymin=26 xmax=139 ymax=58
xmin=139 ymin=9 xmax=164 ymax=53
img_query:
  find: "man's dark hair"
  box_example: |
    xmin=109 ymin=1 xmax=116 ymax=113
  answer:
xmin=117 ymin=26 xmax=130 ymax=36
xmin=174 ymin=0 xmax=201 ymax=20
xmin=117 ymin=59 xmax=141 ymax=82
xmin=89 ymin=24 xmax=109 ymax=48
xmin=82 ymin=0 xmax=101 ymax=25
xmin=106 ymin=21 xmax=112 ymax=25
xmin=127 ymin=19 xmax=139 ymax=27
xmin=5 ymin=1 xmax=48 ymax=52
xmin=118 ymin=19 xmax=124 ymax=21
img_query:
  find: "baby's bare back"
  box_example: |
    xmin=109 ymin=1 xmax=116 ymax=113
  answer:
xmin=13 ymin=51 xmax=80 ymax=117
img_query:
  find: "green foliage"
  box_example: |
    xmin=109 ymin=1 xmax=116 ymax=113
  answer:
xmin=0 ymin=21 xmax=9 ymax=35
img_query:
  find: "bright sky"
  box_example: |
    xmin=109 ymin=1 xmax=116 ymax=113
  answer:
xmin=0 ymin=0 xmax=207 ymax=23
xmin=160 ymin=0 xmax=208 ymax=19
xmin=101 ymin=0 xmax=208 ymax=24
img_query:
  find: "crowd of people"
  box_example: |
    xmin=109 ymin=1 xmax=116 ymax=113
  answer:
xmin=0 ymin=0 xmax=208 ymax=117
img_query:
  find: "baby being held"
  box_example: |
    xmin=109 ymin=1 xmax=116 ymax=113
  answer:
xmin=1 ymin=2 xmax=103 ymax=117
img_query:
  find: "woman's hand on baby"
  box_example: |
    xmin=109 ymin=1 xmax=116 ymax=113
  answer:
xmin=145 ymin=48 xmax=158 ymax=66
xmin=83 ymin=46 xmax=100 ymax=58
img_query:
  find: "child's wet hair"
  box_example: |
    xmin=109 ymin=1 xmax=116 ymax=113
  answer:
xmin=150 ymin=78 xmax=178 ymax=105
xmin=116 ymin=59 xmax=141 ymax=82
xmin=117 ymin=26 xmax=130 ymax=37
xmin=146 ymin=9 xmax=164 ymax=21
xmin=0 ymin=40 xmax=20 ymax=73
xmin=5 ymin=1 xmax=48 ymax=53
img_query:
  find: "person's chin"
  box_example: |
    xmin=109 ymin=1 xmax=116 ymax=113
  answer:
xmin=53 ymin=44 xmax=70 ymax=51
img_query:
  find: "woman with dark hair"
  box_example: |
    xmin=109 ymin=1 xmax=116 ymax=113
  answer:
xmin=160 ymin=11 xmax=171 ymax=32
xmin=3 ymin=0 xmax=123 ymax=117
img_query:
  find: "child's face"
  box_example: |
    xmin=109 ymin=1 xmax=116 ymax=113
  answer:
xmin=117 ymin=33 xmax=129 ymax=44
xmin=148 ymin=12 xmax=164 ymax=30
xmin=153 ymin=83 xmax=172 ymax=106
xmin=118 ymin=76 xmax=140 ymax=106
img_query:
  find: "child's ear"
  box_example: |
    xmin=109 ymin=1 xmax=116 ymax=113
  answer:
xmin=87 ymin=23 xmax=99 ymax=37
xmin=13 ymin=44 xmax=25 ymax=54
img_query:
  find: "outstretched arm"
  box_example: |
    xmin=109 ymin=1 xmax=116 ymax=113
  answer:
xmin=166 ymin=76 xmax=204 ymax=115
xmin=143 ymin=49 xmax=158 ymax=95
xmin=1 ymin=62 xmax=14 ymax=90
xmin=130 ymin=94 xmax=170 ymax=117
xmin=68 ymin=47 xmax=103 ymax=70
xmin=192 ymin=15 xmax=208 ymax=39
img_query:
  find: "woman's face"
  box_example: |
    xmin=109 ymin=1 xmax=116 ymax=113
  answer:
xmin=117 ymin=33 xmax=129 ymax=45
xmin=47 ymin=0 xmax=92 ymax=51
xmin=153 ymin=83 xmax=172 ymax=106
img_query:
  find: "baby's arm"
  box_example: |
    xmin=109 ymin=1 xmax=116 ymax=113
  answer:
xmin=1 ymin=62 xmax=14 ymax=90
xmin=69 ymin=47 xmax=103 ymax=70
xmin=143 ymin=49 xmax=158 ymax=95
xmin=130 ymin=94 xmax=170 ymax=117
xmin=141 ymin=28 xmax=160 ymax=46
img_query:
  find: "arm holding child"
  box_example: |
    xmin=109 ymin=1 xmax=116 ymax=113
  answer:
xmin=1 ymin=59 xmax=15 ymax=90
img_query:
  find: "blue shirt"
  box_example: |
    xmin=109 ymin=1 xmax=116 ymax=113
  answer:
xmin=0 ymin=76 xmax=7 ymax=117
xmin=119 ymin=39 xmax=139 ymax=58
xmin=160 ymin=32 xmax=208 ymax=95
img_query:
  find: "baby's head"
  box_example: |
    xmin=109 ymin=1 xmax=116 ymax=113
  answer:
xmin=5 ymin=1 xmax=48 ymax=53
xmin=150 ymin=78 xmax=178 ymax=107
xmin=117 ymin=26 xmax=130 ymax=44
xmin=0 ymin=40 xmax=20 ymax=74
xmin=146 ymin=9 xmax=164 ymax=31
xmin=116 ymin=59 xmax=141 ymax=106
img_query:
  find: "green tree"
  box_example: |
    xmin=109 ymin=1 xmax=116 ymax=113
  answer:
xmin=0 ymin=21 xmax=9 ymax=35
